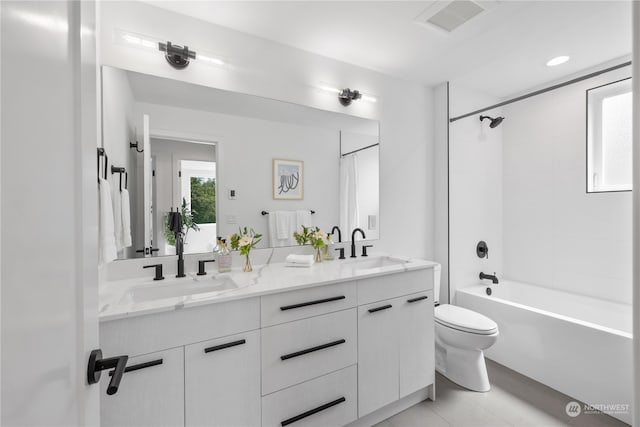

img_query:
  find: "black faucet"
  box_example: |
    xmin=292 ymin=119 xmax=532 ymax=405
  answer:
xmin=197 ymin=259 xmax=215 ymax=276
xmin=143 ymin=264 xmax=164 ymax=281
xmin=351 ymin=228 xmax=366 ymax=258
xmin=330 ymin=226 xmax=342 ymax=243
xmin=479 ymin=272 xmax=499 ymax=284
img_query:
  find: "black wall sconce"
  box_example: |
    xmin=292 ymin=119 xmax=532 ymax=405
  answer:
xmin=339 ymin=88 xmax=362 ymax=106
xmin=158 ymin=41 xmax=196 ymax=69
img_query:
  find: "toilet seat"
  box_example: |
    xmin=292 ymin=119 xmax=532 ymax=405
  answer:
xmin=435 ymin=304 xmax=498 ymax=335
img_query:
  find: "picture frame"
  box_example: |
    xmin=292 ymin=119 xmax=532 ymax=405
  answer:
xmin=273 ymin=158 xmax=304 ymax=200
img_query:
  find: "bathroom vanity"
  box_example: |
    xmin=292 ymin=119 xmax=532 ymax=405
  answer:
xmin=98 ymin=255 xmax=437 ymax=427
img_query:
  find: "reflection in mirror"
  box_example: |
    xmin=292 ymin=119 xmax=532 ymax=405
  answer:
xmin=100 ymin=65 xmax=379 ymax=260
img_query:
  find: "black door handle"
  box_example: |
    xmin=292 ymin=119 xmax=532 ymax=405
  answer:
xmin=87 ymin=349 xmax=128 ymax=395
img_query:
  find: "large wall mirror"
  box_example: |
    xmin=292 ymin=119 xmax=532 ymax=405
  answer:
xmin=101 ymin=66 xmax=379 ymax=260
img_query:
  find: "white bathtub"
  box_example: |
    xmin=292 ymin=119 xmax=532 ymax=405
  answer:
xmin=456 ymin=281 xmax=632 ymax=424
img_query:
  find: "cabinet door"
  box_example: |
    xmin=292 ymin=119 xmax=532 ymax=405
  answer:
xmin=398 ymin=291 xmax=435 ymax=398
xmin=357 ymin=299 xmax=399 ymax=417
xmin=101 ymin=347 xmax=184 ymax=427
xmin=185 ymin=330 xmax=261 ymax=427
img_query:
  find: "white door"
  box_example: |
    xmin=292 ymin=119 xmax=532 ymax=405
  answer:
xmin=398 ymin=291 xmax=435 ymax=398
xmin=357 ymin=299 xmax=399 ymax=417
xmin=1 ymin=1 xmax=100 ymax=425
xmin=185 ymin=330 xmax=261 ymax=426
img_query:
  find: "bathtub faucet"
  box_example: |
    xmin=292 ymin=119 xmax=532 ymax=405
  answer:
xmin=480 ymin=272 xmax=499 ymax=284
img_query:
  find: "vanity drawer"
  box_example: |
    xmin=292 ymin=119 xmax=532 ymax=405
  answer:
xmin=261 ymin=308 xmax=357 ymax=395
xmin=100 ymin=297 xmax=260 ymax=357
xmin=357 ymin=269 xmax=433 ymax=305
xmin=261 ymin=281 xmax=356 ymax=327
xmin=262 ymin=365 xmax=357 ymax=427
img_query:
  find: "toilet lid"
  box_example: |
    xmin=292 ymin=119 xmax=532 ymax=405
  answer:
xmin=435 ymin=304 xmax=498 ymax=335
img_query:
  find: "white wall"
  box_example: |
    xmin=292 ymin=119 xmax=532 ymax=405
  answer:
xmin=449 ymin=86 xmax=503 ymax=302
xmin=502 ymin=65 xmax=632 ymax=304
xmin=138 ymin=102 xmax=340 ymax=248
xmin=98 ymin=1 xmax=435 ymax=260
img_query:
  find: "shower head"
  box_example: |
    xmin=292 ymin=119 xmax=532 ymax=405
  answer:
xmin=480 ymin=115 xmax=504 ymax=128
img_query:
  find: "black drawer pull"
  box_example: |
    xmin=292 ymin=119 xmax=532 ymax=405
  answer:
xmin=204 ymin=339 xmax=246 ymax=354
xmin=407 ymin=295 xmax=429 ymax=303
xmin=280 ymin=296 xmax=346 ymax=311
xmin=368 ymin=304 xmax=392 ymax=313
xmin=109 ymin=359 xmax=163 ymax=376
xmin=280 ymin=339 xmax=346 ymax=361
xmin=281 ymin=397 xmax=346 ymax=426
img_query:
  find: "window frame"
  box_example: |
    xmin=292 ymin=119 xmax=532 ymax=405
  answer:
xmin=586 ymin=77 xmax=633 ymax=194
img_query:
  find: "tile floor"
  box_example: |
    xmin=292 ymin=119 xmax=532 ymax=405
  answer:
xmin=376 ymin=360 xmax=628 ymax=427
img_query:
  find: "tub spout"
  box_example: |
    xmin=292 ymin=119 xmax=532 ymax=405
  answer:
xmin=480 ymin=272 xmax=499 ymax=284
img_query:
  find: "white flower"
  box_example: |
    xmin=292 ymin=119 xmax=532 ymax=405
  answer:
xmin=316 ymin=231 xmax=328 ymax=240
xmin=239 ymin=236 xmax=253 ymax=247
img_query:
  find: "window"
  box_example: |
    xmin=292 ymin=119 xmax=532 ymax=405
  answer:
xmin=587 ymin=78 xmax=633 ymax=193
xmin=180 ymin=160 xmax=216 ymax=224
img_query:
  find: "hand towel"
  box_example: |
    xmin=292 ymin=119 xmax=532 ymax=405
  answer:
xmin=285 ymin=262 xmax=313 ymax=268
xmin=99 ymin=178 xmax=117 ymax=265
xmin=121 ymin=188 xmax=132 ymax=248
xmin=275 ymin=211 xmax=292 ymax=240
xmin=111 ymin=185 xmax=124 ymax=252
xmin=296 ymin=210 xmax=313 ymax=230
xmin=268 ymin=211 xmax=297 ymax=247
xmin=285 ymin=254 xmax=314 ymax=266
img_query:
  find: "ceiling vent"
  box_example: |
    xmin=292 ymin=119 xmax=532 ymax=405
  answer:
xmin=415 ymin=1 xmax=486 ymax=33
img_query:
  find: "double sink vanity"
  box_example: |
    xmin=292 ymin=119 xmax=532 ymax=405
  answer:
xmin=98 ymin=254 xmax=438 ymax=427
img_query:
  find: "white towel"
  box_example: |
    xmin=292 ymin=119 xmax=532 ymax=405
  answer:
xmin=99 ymin=178 xmax=117 ymax=265
xmin=121 ymin=188 xmax=132 ymax=248
xmin=285 ymin=254 xmax=314 ymax=267
xmin=285 ymin=254 xmax=314 ymax=266
xmin=268 ymin=211 xmax=297 ymax=247
xmin=296 ymin=210 xmax=313 ymax=230
xmin=111 ymin=185 xmax=124 ymax=252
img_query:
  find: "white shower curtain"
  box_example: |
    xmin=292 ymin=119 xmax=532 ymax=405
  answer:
xmin=340 ymin=154 xmax=360 ymax=234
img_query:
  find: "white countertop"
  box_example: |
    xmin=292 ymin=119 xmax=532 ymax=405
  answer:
xmin=99 ymin=254 xmax=439 ymax=322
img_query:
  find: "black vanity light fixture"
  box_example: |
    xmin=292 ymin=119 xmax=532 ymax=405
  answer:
xmin=479 ymin=115 xmax=504 ymax=128
xmin=115 ymin=30 xmax=225 ymax=70
xmin=339 ymin=88 xmax=363 ymax=106
xmin=159 ymin=41 xmax=196 ymax=69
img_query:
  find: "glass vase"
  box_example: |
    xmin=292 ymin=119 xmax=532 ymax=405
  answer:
xmin=243 ymin=253 xmax=253 ymax=272
xmin=314 ymin=247 xmax=322 ymax=263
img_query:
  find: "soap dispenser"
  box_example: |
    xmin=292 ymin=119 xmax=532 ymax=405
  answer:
xmin=217 ymin=239 xmax=232 ymax=273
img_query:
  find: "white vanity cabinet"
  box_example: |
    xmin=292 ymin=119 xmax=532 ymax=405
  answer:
xmin=356 ymin=270 xmax=434 ymax=417
xmin=185 ymin=330 xmax=261 ymax=427
xmin=101 ymin=347 xmax=185 ymax=427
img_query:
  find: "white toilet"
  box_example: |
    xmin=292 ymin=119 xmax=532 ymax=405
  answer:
xmin=432 ymin=266 xmax=499 ymax=392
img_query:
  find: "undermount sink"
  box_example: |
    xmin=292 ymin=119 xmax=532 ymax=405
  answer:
xmin=121 ymin=277 xmax=238 ymax=304
xmin=342 ymin=256 xmax=409 ymax=271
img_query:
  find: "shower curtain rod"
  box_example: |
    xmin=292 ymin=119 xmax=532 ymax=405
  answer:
xmin=341 ymin=143 xmax=379 ymax=157
xmin=449 ymin=61 xmax=632 ymax=123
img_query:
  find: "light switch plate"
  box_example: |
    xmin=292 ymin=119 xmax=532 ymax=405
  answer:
xmin=368 ymin=215 xmax=377 ymax=230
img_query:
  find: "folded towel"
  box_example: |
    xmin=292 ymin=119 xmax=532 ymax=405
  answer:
xmin=121 ymin=188 xmax=132 ymax=248
xmin=285 ymin=254 xmax=314 ymax=266
xmin=99 ymin=178 xmax=117 ymax=265
xmin=285 ymin=262 xmax=313 ymax=268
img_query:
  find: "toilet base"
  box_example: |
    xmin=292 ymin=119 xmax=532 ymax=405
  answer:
xmin=435 ymin=342 xmax=491 ymax=392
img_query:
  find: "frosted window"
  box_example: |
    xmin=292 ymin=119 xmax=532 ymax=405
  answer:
xmin=587 ymin=78 xmax=633 ymax=192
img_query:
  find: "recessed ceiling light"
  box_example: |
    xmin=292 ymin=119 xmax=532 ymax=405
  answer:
xmin=546 ymin=56 xmax=570 ymax=67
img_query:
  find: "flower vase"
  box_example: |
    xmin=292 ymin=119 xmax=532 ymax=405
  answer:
xmin=314 ymin=247 xmax=322 ymax=263
xmin=243 ymin=253 xmax=253 ymax=272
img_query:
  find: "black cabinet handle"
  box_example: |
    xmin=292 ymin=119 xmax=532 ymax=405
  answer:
xmin=280 ymin=339 xmax=346 ymax=361
xmin=204 ymin=339 xmax=246 ymax=354
xmin=407 ymin=295 xmax=429 ymax=303
xmin=281 ymin=397 xmax=346 ymax=426
xmin=109 ymin=359 xmax=163 ymax=376
xmin=368 ymin=304 xmax=392 ymax=313
xmin=280 ymin=296 xmax=346 ymax=311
